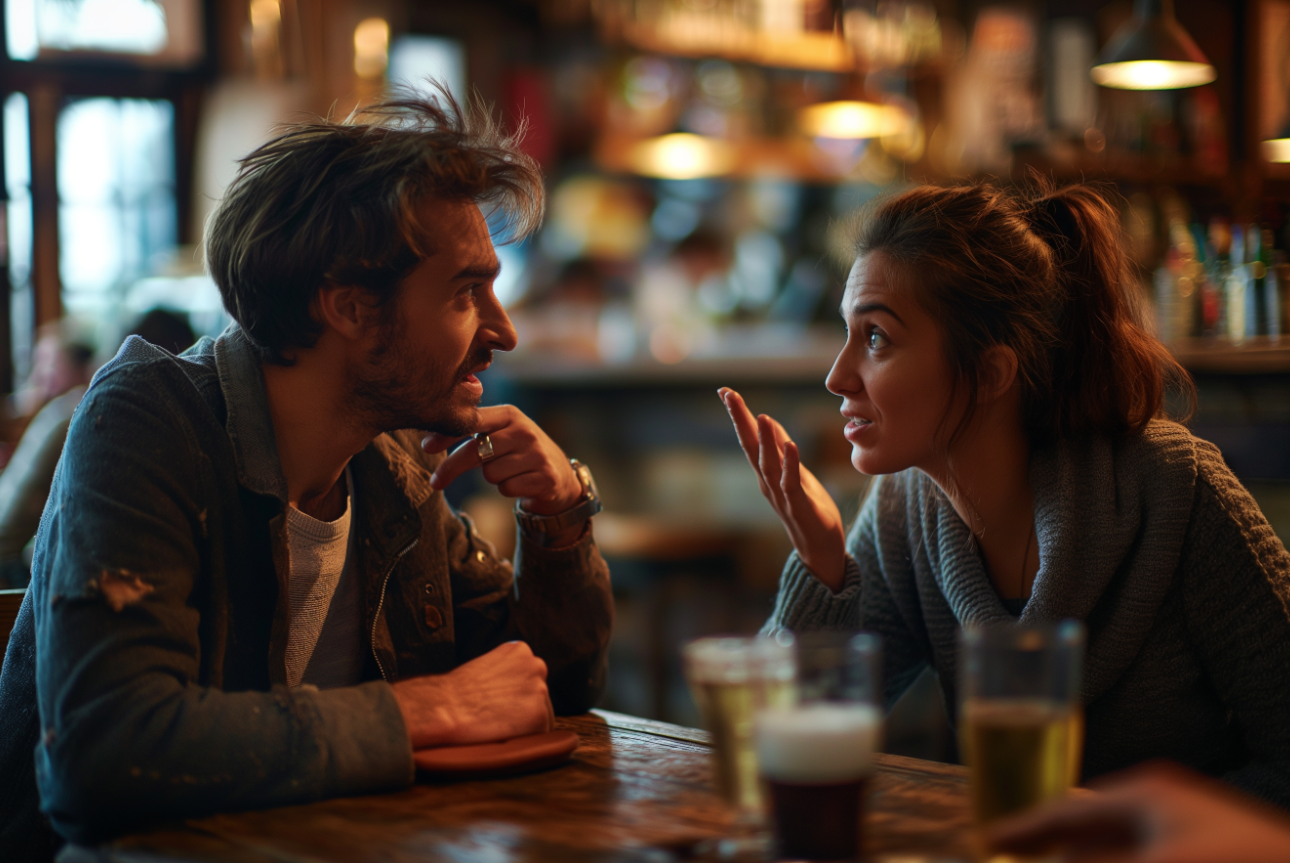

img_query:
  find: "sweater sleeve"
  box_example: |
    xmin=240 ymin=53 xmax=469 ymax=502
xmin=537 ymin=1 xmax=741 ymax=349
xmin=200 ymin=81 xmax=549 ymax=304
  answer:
xmin=1180 ymin=454 xmax=1290 ymax=807
xmin=764 ymin=476 xmax=930 ymax=707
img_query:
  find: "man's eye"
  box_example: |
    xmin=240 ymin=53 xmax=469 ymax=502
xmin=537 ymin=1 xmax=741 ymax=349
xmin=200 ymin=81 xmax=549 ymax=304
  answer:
xmin=867 ymin=329 xmax=889 ymax=350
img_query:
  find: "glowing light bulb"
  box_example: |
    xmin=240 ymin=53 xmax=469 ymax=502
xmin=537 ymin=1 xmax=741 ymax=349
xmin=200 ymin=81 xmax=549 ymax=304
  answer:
xmin=354 ymin=18 xmax=390 ymax=79
xmin=627 ymin=133 xmax=737 ymax=180
xmin=1263 ymin=139 xmax=1290 ymax=163
xmin=797 ymin=101 xmax=905 ymax=140
xmin=1090 ymin=59 xmax=1214 ymax=90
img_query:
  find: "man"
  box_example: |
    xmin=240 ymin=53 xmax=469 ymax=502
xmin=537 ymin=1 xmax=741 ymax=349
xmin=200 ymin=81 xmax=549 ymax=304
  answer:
xmin=0 ymin=92 xmax=613 ymax=860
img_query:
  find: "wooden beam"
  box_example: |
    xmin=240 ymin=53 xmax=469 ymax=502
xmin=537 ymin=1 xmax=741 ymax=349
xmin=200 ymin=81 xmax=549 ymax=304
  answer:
xmin=28 ymin=84 xmax=59 ymax=328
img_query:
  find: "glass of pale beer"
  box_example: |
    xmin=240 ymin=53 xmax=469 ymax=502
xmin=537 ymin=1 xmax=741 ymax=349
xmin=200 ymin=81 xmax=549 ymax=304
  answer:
xmin=683 ymin=633 xmax=797 ymax=816
xmin=960 ymin=621 xmax=1085 ymax=831
xmin=754 ymin=632 xmax=883 ymax=861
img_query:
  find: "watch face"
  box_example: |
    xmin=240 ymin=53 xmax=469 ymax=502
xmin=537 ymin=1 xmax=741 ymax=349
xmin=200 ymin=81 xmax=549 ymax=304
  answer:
xmin=574 ymin=462 xmax=599 ymax=499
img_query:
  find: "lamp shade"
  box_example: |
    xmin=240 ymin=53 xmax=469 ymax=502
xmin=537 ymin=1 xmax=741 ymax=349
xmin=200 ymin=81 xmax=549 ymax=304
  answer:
xmin=1091 ymin=0 xmax=1215 ymax=90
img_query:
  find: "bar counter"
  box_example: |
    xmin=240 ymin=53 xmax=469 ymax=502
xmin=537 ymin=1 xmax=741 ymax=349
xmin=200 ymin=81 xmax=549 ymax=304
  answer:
xmin=91 ymin=710 xmax=973 ymax=862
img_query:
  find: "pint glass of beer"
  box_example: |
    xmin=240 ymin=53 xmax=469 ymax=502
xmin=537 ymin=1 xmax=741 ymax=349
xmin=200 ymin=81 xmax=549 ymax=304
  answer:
xmin=683 ymin=634 xmax=796 ymax=814
xmin=959 ymin=621 xmax=1085 ymax=828
xmin=754 ymin=632 xmax=883 ymax=861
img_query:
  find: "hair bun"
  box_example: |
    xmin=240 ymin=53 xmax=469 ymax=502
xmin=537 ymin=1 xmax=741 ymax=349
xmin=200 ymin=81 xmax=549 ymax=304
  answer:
xmin=1024 ymin=195 xmax=1082 ymax=258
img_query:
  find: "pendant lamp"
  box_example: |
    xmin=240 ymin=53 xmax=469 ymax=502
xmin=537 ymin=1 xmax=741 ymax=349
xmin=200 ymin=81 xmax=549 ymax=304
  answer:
xmin=1091 ymin=0 xmax=1215 ymax=90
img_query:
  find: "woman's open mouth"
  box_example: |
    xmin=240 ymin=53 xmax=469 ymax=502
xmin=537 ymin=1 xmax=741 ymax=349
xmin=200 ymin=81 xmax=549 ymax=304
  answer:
xmin=843 ymin=417 xmax=873 ymax=442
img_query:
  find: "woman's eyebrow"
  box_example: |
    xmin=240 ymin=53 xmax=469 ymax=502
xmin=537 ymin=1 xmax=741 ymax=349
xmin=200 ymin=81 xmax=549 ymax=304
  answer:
xmin=840 ymin=301 xmax=905 ymax=326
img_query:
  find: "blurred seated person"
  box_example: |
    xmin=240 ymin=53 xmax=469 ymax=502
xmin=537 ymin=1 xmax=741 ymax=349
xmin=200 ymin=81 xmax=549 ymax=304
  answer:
xmin=0 ymin=322 xmax=96 ymax=587
xmin=990 ymin=761 xmax=1290 ymax=863
xmin=0 ymin=310 xmax=197 ymax=588
xmin=126 ymin=307 xmax=197 ymax=356
xmin=0 ymin=88 xmax=612 ymax=861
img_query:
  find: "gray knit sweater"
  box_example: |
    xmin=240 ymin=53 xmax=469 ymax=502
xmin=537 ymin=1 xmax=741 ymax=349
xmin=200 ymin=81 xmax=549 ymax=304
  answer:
xmin=767 ymin=420 xmax=1290 ymax=805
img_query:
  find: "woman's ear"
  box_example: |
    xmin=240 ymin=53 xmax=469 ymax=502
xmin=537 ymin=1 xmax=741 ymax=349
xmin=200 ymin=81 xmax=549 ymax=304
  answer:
xmin=979 ymin=344 xmax=1020 ymax=404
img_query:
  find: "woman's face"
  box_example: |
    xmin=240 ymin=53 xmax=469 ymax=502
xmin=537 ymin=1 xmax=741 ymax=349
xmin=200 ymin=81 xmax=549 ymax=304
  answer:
xmin=826 ymin=252 xmax=958 ymax=476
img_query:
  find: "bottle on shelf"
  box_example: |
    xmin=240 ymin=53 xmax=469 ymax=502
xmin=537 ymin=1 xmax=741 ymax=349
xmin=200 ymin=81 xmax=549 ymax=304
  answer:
xmin=1226 ymin=224 xmax=1247 ymax=343
xmin=1205 ymin=218 xmax=1230 ymax=338
xmin=1248 ymin=225 xmax=1267 ymax=338
xmin=1190 ymin=223 xmax=1219 ymax=337
xmin=1258 ymin=228 xmax=1277 ymax=339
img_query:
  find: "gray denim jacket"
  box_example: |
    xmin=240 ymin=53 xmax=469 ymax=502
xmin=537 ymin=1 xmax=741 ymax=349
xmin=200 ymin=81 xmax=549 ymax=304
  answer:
xmin=0 ymin=327 xmax=613 ymax=856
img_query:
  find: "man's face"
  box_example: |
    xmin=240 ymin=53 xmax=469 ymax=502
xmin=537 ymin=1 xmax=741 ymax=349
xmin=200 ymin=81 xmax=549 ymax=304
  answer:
xmin=349 ymin=199 xmax=517 ymax=436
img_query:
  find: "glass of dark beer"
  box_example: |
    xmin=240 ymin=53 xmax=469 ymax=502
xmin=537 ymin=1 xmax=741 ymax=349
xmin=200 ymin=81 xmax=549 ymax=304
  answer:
xmin=754 ymin=632 xmax=882 ymax=861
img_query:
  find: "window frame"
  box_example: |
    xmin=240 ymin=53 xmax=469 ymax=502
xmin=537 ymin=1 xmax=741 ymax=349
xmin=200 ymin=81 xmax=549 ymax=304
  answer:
xmin=0 ymin=0 xmax=216 ymax=393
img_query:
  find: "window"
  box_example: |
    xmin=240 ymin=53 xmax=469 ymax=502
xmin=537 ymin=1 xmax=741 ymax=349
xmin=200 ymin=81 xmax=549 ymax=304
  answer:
xmin=388 ymin=35 xmax=466 ymax=104
xmin=6 ymin=0 xmax=203 ymax=67
xmin=3 ymin=92 xmax=33 ymax=383
xmin=57 ymin=97 xmax=176 ymax=317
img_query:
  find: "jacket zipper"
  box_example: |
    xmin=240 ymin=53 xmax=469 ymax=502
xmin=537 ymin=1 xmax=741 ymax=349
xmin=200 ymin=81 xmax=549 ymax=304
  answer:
xmin=370 ymin=538 xmax=419 ymax=681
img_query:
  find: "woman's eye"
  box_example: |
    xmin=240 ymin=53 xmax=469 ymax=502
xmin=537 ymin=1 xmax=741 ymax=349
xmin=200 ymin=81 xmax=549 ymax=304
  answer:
xmin=867 ymin=329 xmax=889 ymax=350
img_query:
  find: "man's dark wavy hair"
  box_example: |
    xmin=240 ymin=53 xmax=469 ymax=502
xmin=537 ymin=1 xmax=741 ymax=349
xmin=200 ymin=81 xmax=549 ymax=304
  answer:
xmin=204 ymin=83 xmax=545 ymax=363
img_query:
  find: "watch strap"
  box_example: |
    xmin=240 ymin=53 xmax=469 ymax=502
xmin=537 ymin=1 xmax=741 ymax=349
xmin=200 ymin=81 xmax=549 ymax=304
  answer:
xmin=515 ymin=458 xmax=602 ymax=535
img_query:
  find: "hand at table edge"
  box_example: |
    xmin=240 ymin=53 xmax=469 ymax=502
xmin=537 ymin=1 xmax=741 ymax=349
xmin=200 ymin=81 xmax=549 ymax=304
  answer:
xmin=390 ymin=641 xmax=554 ymax=750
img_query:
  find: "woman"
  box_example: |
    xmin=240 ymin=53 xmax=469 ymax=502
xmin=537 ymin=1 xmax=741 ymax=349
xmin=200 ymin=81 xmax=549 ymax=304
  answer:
xmin=721 ymin=182 xmax=1290 ymax=804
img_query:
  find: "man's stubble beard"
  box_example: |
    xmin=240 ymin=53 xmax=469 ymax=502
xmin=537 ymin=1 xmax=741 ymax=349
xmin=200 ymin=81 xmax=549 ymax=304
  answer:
xmin=348 ymin=307 xmax=488 ymax=438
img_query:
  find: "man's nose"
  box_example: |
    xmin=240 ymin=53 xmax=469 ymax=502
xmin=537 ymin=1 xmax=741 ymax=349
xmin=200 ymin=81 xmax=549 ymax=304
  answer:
xmin=482 ymin=297 xmax=518 ymax=352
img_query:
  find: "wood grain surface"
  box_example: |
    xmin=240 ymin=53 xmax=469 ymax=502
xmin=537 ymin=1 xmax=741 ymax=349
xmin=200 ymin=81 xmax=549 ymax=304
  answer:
xmin=99 ymin=709 xmax=972 ymax=863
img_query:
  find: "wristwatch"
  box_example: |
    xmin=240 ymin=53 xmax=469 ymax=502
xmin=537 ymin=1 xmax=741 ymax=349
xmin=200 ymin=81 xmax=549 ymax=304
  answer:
xmin=515 ymin=458 xmax=603 ymax=536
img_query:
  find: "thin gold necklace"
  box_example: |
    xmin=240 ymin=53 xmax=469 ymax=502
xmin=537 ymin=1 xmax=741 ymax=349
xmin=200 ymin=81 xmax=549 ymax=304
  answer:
xmin=1017 ymin=524 xmax=1035 ymax=599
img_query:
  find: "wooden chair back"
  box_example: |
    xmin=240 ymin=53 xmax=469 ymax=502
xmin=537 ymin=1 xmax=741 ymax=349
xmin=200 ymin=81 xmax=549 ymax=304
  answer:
xmin=0 ymin=588 xmax=25 ymax=665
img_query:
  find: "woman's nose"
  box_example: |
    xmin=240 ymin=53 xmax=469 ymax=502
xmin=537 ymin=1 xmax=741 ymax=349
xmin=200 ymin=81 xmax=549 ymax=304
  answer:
xmin=826 ymin=341 xmax=862 ymax=397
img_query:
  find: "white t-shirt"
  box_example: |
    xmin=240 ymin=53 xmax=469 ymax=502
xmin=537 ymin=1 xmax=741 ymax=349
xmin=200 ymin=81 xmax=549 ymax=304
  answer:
xmin=283 ymin=472 xmax=363 ymax=689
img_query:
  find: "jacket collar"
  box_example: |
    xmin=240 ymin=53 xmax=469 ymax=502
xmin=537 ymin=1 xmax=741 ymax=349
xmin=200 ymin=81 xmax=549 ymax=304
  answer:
xmin=213 ymin=325 xmax=288 ymax=502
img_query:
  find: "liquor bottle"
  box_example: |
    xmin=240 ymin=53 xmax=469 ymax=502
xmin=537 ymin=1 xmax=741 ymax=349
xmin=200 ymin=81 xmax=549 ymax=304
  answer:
xmin=1266 ymin=233 xmax=1283 ymax=340
xmin=1258 ymin=228 xmax=1276 ymax=337
xmin=1225 ymin=224 xmax=1246 ymax=343
xmin=1206 ymin=218 xmax=1231 ymax=337
xmin=1248 ymin=226 xmax=1267 ymax=337
xmin=1191 ymin=224 xmax=1219 ymax=336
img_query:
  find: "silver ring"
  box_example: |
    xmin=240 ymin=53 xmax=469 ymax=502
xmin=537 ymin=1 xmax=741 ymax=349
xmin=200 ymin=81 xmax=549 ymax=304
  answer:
xmin=474 ymin=432 xmax=496 ymax=462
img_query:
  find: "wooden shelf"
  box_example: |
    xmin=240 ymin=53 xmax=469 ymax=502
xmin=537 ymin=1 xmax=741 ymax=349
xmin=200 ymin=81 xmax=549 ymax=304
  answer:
xmin=493 ymin=326 xmax=843 ymax=387
xmin=1012 ymin=147 xmax=1228 ymax=189
xmin=593 ymin=131 xmax=865 ymax=184
xmin=1170 ymin=337 xmax=1290 ymax=374
xmin=607 ymin=20 xmax=856 ymax=72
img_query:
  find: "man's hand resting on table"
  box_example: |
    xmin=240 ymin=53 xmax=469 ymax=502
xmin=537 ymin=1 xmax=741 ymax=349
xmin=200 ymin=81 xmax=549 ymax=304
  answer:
xmin=391 ymin=641 xmax=553 ymax=749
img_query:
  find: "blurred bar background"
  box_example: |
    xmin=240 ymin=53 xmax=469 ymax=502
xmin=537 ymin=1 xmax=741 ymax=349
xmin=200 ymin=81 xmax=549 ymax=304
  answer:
xmin=2 ymin=0 xmax=1289 ymax=758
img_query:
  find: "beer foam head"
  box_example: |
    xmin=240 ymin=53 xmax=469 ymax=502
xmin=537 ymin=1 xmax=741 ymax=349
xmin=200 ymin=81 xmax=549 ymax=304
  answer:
xmin=754 ymin=704 xmax=881 ymax=783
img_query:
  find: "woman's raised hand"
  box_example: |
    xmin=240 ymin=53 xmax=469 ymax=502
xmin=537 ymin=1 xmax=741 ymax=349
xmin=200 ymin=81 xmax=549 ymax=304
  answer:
xmin=719 ymin=387 xmax=848 ymax=593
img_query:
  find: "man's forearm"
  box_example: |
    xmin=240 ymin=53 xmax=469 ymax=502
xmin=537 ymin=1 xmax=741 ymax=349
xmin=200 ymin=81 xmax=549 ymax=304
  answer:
xmin=509 ymin=526 xmax=613 ymax=713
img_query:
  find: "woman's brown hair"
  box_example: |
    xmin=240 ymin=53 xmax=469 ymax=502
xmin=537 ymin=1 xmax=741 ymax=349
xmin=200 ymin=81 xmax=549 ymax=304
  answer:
xmin=851 ymin=181 xmax=1194 ymax=447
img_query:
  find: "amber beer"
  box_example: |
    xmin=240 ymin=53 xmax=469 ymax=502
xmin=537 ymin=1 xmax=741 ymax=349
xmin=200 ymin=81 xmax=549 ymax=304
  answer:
xmin=755 ymin=704 xmax=881 ymax=861
xmin=683 ymin=637 xmax=796 ymax=813
xmin=962 ymin=698 xmax=1074 ymax=824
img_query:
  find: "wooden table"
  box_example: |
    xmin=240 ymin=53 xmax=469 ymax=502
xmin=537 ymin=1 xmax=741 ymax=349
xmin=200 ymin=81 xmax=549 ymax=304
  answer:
xmin=100 ymin=710 xmax=973 ymax=862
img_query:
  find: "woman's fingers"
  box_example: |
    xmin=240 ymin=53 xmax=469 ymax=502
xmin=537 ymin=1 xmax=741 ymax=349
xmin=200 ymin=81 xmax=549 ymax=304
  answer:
xmin=719 ymin=388 xmax=762 ymax=469
xmin=781 ymin=441 xmax=804 ymax=497
xmin=757 ymin=415 xmax=786 ymax=503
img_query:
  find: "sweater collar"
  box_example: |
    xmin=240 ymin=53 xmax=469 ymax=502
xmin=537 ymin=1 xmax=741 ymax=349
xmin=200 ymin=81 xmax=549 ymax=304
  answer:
xmin=923 ymin=420 xmax=1198 ymax=704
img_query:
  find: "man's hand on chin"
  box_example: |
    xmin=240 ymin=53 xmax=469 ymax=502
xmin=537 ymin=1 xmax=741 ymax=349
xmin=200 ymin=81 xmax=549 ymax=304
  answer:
xmin=423 ymin=404 xmax=587 ymax=547
xmin=390 ymin=641 xmax=554 ymax=749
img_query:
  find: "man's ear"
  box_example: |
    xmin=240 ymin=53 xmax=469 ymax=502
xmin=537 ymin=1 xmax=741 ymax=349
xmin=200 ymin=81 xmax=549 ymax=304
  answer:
xmin=979 ymin=344 xmax=1020 ymax=404
xmin=315 ymin=283 xmax=380 ymax=342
